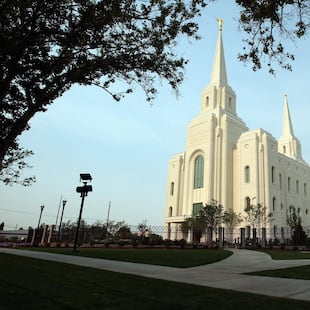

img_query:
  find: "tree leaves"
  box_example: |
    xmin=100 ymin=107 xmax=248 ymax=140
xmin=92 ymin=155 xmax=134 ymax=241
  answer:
xmin=0 ymin=0 xmax=206 ymax=184
xmin=236 ymin=0 xmax=309 ymax=74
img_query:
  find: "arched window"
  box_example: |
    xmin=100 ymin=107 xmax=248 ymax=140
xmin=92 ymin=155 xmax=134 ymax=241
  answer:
xmin=169 ymin=207 xmax=173 ymax=217
xmin=271 ymin=166 xmax=275 ymax=183
xmin=244 ymin=166 xmax=250 ymax=183
xmin=272 ymin=197 xmax=276 ymax=211
xmin=288 ymin=177 xmax=291 ymax=192
xmin=283 ymin=146 xmax=286 ymax=154
xmin=279 ymin=174 xmax=282 ymax=189
xmin=245 ymin=196 xmax=251 ymax=208
xmin=206 ymin=96 xmax=209 ymax=107
xmin=194 ymin=155 xmax=204 ymax=189
xmin=170 ymin=182 xmax=174 ymax=196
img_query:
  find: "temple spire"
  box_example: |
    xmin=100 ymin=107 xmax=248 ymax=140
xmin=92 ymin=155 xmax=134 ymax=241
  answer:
xmin=278 ymin=94 xmax=303 ymax=161
xmin=200 ymin=19 xmax=237 ymax=114
xmin=210 ymin=18 xmax=228 ymax=86
xmin=282 ymin=94 xmax=294 ymax=137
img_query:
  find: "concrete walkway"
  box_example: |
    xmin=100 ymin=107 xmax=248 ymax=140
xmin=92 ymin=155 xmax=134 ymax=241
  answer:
xmin=1 ymin=248 xmax=310 ymax=301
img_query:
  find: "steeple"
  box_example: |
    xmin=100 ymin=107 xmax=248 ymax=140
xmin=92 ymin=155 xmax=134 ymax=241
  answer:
xmin=282 ymin=94 xmax=294 ymax=137
xmin=210 ymin=18 xmax=228 ymax=87
xmin=200 ymin=19 xmax=236 ymax=115
xmin=278 ymin=94 xmax=303 ymax=161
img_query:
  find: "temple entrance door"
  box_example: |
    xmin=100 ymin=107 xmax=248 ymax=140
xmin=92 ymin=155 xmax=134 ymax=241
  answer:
xmin=193 ymin=229 xmax=202 ymax=243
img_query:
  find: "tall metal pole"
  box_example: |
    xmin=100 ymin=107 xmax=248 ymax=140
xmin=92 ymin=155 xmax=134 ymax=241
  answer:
xmin=73 ymin=192 xmax=86 ymax=251
xmin=57 ymin=199 xmax=67 ymax=241
xmin=37 ymin=205 xmax=45 ymax=229
xmin=106 ymin=201 xmax=111 ymax=238
xmin=55 ymin=194 xmax=62 ymax=228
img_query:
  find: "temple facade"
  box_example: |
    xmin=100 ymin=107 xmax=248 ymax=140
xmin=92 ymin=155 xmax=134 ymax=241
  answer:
xmin=164 ymin=23 xmax=310 ymax=242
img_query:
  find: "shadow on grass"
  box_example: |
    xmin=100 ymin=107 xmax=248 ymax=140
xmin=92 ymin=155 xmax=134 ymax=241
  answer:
xmin=1 ymin=253 xmax=310 ymax=310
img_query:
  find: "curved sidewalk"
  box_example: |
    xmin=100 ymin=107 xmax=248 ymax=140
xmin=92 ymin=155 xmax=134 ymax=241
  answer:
xmin=1 ymin=248 xmax=310 ymax=301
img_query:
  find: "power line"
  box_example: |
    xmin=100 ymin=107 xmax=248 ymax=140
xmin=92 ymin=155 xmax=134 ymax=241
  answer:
xmin=0 ymin=208 xmax=108 ymax=223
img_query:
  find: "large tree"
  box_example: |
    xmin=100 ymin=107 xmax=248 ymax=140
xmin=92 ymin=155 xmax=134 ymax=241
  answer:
xmin=1 ymin=0 xmax=309 ymax=185
xmin=0 ymin=0 xmax=206 ymax=185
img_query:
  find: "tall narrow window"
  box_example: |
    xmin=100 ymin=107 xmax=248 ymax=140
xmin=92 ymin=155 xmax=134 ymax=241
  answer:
xmin=271 ymin=166 xmax=275 ymax=183
xmin=296 ymin=180 xmax=299 ymax=194
xmin=170 ymin=182 xmax=174 ymax=196
xmin=279 ymin=174 xmax=282 ymax=190
xmin=288 ymin=177 xmax=291 ymax=192
xmin=304 ymin=183 xmax=307 ymax=196
xmin=194 ymin=155 xmax=204 ymax=189
xmin=272 ymin=197 xmax=276 ymax=211
xmin=167 ymin=223 xmax=171 ymax=240
xmin=206 ymin=96 xmax=209 ymax=107
xmin=283 ymin=146 xmax=286 ymax=154
xmin=245 ymin=166 xmax=250 ymax=183
xmin=169 ymin=207 xmax=173 ymax=217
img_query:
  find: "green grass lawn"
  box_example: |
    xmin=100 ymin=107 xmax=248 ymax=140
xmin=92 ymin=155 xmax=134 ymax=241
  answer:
xmin=20 ymin=247 xmax=233 ymax=268
xmin=247 ymin=249 xmax=310 ymax=280
xmin=258 ymin=249 xmax=310 ymax=260
xmin=247 ymin=265 xmax=310 ymax=280
xmin=1 ymin=253 xmax=309 ymax=310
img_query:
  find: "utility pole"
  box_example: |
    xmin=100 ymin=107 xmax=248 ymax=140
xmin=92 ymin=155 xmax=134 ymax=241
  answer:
xmin=55 ymin=195 xmax=63 ymax=228
xmin=106 ymin=201 xmax=111 ymax=239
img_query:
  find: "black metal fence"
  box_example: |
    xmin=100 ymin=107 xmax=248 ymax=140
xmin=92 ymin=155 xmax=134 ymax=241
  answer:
xmin=149 ymin=225 xmax=310 ymax=247
xmin=18 ymin=224 xmax=310 ymax=247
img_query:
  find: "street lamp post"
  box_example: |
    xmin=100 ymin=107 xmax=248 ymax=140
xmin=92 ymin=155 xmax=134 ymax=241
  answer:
xmin=73 ymin=173 xmax=93 ymax=252
xmin=37 ymin=205 xmax=45 ymax=229
xmin=57 ymin=199 xmax=67 ymax=241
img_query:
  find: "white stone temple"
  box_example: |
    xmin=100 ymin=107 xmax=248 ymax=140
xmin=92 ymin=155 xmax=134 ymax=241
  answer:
xmin=164 ymin=21 xmax=310 ymax=242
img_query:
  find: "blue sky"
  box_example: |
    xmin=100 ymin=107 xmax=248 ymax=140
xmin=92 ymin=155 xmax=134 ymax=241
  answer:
xmin=1 ymin=1 xmax=309 ymax=230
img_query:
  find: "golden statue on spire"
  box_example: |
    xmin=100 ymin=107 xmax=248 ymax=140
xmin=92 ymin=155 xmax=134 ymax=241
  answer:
xmin=217 ymin=18 xmax=223 ymax=31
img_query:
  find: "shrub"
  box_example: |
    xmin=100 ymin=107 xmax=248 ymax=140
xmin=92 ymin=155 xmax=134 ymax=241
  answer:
xmin=192 ymin=242 xmax=198 ymax=249
xmin=118 ymin=240 xmax=126 ymax=247
xmin=304 ymin=238 xmax=310 ymax=248
xmin=179 ymin=239 xmax=187 ymax=248
xmin=163 ymin=239 xmax=173 ymax=248
xmin=131 ymin=240 xmax=138 ymax=248
xmin=292 ymin=224 xmax=307 ymax=245
xmin=150 ymin=234 xmax=163 ymax=245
